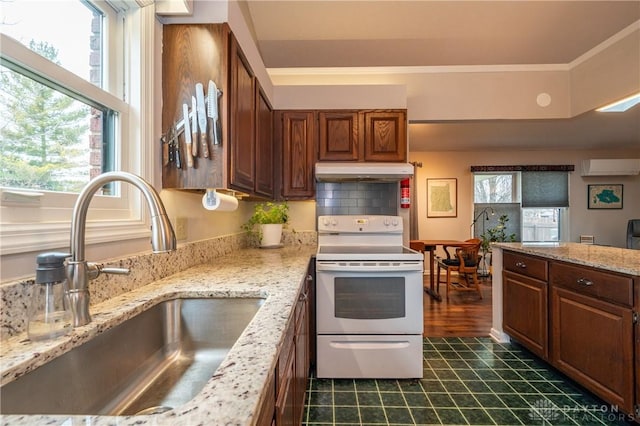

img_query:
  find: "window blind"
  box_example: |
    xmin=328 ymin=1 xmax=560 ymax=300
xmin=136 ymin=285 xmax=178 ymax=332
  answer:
xmin=521 ymin=171 xmax=569 ymax=207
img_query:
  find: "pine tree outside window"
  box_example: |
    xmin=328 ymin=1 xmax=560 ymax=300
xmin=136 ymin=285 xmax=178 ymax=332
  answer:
xmin=0 ymin=1 xmax=156 ymax=256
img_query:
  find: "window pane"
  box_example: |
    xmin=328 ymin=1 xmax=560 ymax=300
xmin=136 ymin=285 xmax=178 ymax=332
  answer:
xmin=1 ymin=0 xmax=102 ymax=86
xmin=522 ymin=208 xmax=560 ymax=242
xmin=474 ymin=173 xmax=519 ymax=203
xmin=0 ymin=64 xmax=113 ymax=193
xmin=473 ymin=203 xmax=521 ymax=242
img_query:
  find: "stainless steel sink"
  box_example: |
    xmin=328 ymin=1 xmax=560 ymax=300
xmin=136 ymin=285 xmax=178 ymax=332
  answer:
xmin=0 ymin=297 xmax=264 ymax=416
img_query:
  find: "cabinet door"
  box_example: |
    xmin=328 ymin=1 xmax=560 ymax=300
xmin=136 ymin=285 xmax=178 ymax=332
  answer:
xmin=162 ymin=24 xmax=228 ymax=189
xmin=503 ymin=271 xmax=548 ymax=359
xmin=255 ymin=85 xmax=274 ymax=198
xmin=318 ymin=111 xmax=359 ymax=161
xmin=282 ymin=112 xmax=315 ymax=199
xmin=551 ymin=286 xmax=635 ymax=414
xmin=294 ymin=280 xmax=310 ymax=424
xmin=362 ymin=110 xmax=406 ymax=162
xmin=275 ymin=352 xmax=295 ymax=426
xmin=256 ymin=372 xmax=275 ymax=426
xmin=229 ymin=37 xmax=255 ymax=193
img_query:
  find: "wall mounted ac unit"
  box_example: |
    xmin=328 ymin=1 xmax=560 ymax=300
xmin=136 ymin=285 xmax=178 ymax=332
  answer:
xmin=581 ymin=159 xmax=640 ymax=176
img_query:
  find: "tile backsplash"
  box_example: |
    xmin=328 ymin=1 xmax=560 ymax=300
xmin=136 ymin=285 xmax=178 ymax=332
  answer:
xmin=315 ymin=182 xmax=398 ymax=217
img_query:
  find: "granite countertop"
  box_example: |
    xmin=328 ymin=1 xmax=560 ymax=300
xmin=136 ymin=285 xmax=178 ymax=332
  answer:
xmin=0 ymin=246 xmax=316 ymax=426
xmin=494 ymin=242 xmax=640 ymax=276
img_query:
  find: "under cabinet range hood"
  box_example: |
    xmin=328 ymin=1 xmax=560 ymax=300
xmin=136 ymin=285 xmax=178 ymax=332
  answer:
xmin=315 ymin=162 xmax=414 ymax=182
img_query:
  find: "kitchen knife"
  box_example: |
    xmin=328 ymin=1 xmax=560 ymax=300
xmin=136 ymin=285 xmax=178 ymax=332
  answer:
xmin=182 ymin=103 xmax=194 ymax=168
xmin=207 ymin=80 xmax=220 ymax=145
xmin=195 ymin=83 xmax=209 ymax=158
xmin=191 ymin=96 xmax=198 ymax=157
xmin=173 ymin=126 xmax=182 ymax=169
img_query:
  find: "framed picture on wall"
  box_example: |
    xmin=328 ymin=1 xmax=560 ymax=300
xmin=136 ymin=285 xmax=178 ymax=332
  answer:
xmin=427 ymin=178 xmax=457 ymax=217
xmin=588 ymin=184 xmax=623 ymax=209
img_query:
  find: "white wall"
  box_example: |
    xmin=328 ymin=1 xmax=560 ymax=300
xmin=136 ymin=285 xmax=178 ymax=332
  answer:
xmin=409 ymin=149 xmax=640 ymax=249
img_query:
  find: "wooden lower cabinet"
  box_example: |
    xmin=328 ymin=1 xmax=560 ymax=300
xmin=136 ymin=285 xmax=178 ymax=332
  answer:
xmin=549 ymin=261 xmax=636 ymax=417
xmin=502 ymin=251 xmax=639 ymax=420
xmin=502 ymin=251 xmax=549 ymax=359
xmin=503 ymin=270 xmax=548 ymax=359
xmin=551 ymin=285 xmax=635 ymax=414
xmin=275 ymin=351 xmax=296 ymax=425
xmin=264 ymin=264 xmax=312 ymax=425
xmin=255 ymin=372 xmax=276 ymax=426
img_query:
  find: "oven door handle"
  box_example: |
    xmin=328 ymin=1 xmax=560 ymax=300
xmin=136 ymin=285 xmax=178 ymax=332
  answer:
xmin=329 ymin=340 xmax=411 ymax=350
xmin=316 ymin=261 xmax=423 ymax=272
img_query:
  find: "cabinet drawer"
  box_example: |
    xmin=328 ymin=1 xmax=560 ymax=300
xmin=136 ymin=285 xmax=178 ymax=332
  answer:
xmin=503 ymin=251 xmax=548 ymax=281
xmin=550 ymin=262 xmax=633 ymax=307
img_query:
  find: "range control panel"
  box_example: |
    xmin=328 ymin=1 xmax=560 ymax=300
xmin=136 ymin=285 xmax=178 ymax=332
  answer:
xmin=318 ymin=215 xmax=402 ymax=234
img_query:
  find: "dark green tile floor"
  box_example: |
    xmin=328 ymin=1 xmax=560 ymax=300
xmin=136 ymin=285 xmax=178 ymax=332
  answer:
xmin=303 ymin=337 xmax=636 ymax=425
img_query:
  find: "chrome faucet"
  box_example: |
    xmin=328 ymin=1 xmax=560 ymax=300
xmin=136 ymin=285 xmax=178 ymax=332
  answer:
xmin=66 ymin=172 xmax=177 ymax=326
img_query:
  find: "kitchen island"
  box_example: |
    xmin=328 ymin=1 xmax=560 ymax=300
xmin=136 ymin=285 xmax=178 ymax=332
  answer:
xmin=0 ymin=245 xmax=316 ymax=425
xmin=491 ymin=242 xmax=640 ymax=419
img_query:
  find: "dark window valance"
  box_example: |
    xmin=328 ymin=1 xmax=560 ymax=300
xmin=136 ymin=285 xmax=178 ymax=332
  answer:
xmin=470 ymin=165 xmax=575 ymax=172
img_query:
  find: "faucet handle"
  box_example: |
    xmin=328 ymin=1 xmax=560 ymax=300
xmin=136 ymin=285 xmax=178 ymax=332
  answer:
xmin=100 ymin=267 xmax=130 ymax=275
xmin=87 ymin=263 xmax=131 ymax=279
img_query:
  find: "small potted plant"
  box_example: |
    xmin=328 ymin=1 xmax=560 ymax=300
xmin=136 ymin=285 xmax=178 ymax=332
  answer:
xmin=242 ymin=202 xmax=289 ymax=247
xmin=480 ymin=214 xmax=517 ymax=252
xmin=480 ymin=214 xmax=516 ymax=275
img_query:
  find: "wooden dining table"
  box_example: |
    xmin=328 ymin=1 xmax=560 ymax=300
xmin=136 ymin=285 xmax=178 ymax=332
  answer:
xmin=409 ymin=239 xmax=477 ymax=301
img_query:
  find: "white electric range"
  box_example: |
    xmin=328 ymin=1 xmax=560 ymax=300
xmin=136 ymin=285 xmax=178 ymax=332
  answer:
xmin=315 ymin=215 xmax=424 ymax=379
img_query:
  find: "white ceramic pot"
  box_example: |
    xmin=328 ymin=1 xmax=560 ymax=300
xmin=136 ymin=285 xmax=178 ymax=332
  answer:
xmin=260 ymin=223 xmax=283 ymax=247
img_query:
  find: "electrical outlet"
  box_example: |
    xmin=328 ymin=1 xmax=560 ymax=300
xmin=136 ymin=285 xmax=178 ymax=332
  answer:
xmin=175 ymin=217 xmax=187 ymax=240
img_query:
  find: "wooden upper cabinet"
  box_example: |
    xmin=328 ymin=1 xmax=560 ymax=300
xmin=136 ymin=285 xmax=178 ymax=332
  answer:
xmin=162 ymin=24 xmax=229 ymax=189
xmin=362 ymin=110 xmax=407 ymax=162
xmin=228 ymin=36 xmax=255 ymax=193
xmin=315 ymin=109 xmax=407 ymax=163
xmin=255 ymin=84 xmax=274 ymax=198
xmin=318 ymin=111 xmax=359 ymax=161
xmin=281 ymin=111 xmax=315 ymax=199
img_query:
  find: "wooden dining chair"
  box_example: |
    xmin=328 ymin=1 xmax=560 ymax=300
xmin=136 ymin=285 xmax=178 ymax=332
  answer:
xmin=436 ymin=238 xmax=483 ymax=300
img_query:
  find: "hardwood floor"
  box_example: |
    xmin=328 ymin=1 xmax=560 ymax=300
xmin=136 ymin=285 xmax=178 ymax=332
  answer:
xmin=423 ymin=274 xmax=493 ymax=338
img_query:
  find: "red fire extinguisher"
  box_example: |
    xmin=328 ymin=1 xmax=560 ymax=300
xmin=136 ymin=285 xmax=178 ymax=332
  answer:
xmin=400 ymin=178 xmax=410 ymax=209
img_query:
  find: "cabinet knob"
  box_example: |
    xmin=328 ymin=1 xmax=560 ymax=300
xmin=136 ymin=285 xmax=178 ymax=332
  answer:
xmin=515 ymin=261 xmax=527 ymax=269
xmin=576 ymin=278 xmax=594 ymax=287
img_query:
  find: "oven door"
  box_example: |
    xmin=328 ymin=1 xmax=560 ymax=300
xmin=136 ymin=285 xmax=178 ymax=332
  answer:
xmin=316 ymin=260 xmax=423 ymax=334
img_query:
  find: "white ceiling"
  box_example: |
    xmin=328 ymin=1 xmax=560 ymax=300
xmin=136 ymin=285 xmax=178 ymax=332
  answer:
xmin=242 ymin=0 xmax=640 ymax=151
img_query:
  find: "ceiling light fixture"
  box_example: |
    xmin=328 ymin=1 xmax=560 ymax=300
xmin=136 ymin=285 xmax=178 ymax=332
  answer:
xmin=596 ymin=92 xmax=640 ymax=112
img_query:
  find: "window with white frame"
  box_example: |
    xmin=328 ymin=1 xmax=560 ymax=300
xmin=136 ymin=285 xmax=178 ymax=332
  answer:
xmin=0 ymin=1 xmax=155 ymax=255
xmin=473 ymin=168 xmax=571 ymax=243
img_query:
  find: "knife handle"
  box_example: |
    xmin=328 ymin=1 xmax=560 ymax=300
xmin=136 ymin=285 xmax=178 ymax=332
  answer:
xmin=215 ymin=120 xmax=222 ymax=146
xmin=200 ymin=132 xmax=209 ymax=158
xmin=162 ymin=140 xmax=169 ymax=166
xmin=191 ymin=131 xmax=198 ymax=156
xmin=185 ymin=143 xmax=194 ymax=168
xmin=175 ymin=141 xmax=182 ymax=169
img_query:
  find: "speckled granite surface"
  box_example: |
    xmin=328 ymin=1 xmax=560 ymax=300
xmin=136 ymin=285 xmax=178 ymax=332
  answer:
xmin=494 ymin=242 xmax=640 ymax=276
xmin=0 ymin=242 xmax=316 ymax=425
xmin=0 ymin=230 xmax=316 ymax=341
